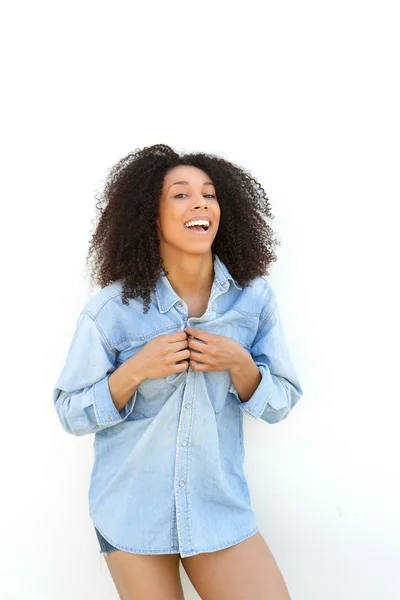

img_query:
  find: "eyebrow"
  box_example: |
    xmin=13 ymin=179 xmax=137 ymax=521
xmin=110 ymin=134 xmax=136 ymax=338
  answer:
xmin=168 ymin=180 xmax=215 ymax=190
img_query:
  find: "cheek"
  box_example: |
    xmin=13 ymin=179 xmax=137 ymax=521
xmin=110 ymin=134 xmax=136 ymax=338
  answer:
xmin=158 ymin=211 xmax=184 ymax=240
xmin=161 ymin=201 xmax=184 ymax=222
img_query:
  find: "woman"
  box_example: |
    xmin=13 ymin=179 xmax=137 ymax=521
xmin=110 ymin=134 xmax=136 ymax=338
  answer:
xmin=53 ymin=144 xmax=303 ymax=600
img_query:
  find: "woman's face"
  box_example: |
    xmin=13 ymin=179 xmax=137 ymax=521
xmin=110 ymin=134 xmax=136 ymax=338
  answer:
xmin=157 ymin=165 xmax=220 ymax=257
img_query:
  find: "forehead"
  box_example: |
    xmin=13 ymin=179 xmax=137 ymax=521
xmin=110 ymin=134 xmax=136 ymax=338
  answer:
xmin=163 ymin=165 xmax=213 ymax=188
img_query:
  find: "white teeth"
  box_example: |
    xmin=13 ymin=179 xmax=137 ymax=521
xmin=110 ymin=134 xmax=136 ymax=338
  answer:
xmin=185 ymin=219 xmax=210 ymax=228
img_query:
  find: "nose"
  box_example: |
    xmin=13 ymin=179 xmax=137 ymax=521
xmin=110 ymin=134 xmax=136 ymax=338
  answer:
xmin=192 ymin=195 xmax=209 ymax=210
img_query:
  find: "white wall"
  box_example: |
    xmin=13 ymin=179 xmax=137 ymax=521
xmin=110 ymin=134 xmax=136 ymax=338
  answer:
xmin=1 ymin=1 xmax=399 ymax=598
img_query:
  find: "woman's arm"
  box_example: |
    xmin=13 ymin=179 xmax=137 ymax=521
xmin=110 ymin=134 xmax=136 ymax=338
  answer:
xmin=229 ymin=349 xmax=262 ymax=402
xmin=229 ymin=299 xmax=303 ymax=424
xmin=108 ymin=358 xmax=143 ymax=411
xmin=53 ymin=310 xmax=139 ymax=436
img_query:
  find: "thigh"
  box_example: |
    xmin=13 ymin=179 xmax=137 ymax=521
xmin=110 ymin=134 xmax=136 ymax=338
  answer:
xmin=104 ymin=549 xmax=184 ymax=600
xmin=181 ymin=531 xmax=291 ymax=600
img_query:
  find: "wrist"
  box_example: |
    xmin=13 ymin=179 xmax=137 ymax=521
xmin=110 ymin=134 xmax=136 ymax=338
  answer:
xmin=127 ymin=354 xmax=146 ymax=386
xmin=229 ymin=350 xmax=262 ymax=403
xmin=229 ymin=345 xmax=253 ymax=377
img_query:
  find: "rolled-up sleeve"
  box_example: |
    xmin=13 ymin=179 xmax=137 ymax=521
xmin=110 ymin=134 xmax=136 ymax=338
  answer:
xmin=230 ymin=295 xmax=303 ymax=424
xmin=53 ymin=310 xmax=137 ymax=436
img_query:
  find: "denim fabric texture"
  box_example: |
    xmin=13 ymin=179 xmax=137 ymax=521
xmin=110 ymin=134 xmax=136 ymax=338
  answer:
xmin=94 ymin=526 xmax=118 ymax=555
xmin=53 ymin=254 xmax=303 ymax=558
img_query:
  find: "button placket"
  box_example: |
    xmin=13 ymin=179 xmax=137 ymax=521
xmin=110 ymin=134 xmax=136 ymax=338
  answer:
xmin=174 ymin=368 xmax=194 ymax=554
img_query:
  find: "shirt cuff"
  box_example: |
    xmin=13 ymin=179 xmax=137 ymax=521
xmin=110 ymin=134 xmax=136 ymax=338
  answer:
xmin=91 ymin=375 xmax=137 ymax=426
xmin=229 ymin=363 xmax=273 ymax=419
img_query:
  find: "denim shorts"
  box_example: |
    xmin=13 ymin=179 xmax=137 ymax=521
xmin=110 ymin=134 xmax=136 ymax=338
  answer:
xmin=94 ymin=527 xmax=119 ymax=556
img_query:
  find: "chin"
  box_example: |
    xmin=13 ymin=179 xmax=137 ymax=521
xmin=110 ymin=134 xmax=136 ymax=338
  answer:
xmin=180 ymin=246 xmax=213 ymax=257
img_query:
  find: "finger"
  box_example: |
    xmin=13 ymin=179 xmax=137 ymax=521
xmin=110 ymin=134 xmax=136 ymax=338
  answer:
xmin=189 ymin=359 xmax=209 ymax=371
xmin=188 ymin=349 xmax=212 ymax=365
xmin=174 ymin=360 xmax=189 ymax=371
xmin=173 ymin=348 xmax=191 ymax=362
xmin=162 ymin=330 xmax=188 ymax=342
xmin=188 ymin=338 xmax=211 ymax=353
xmin=169 ymin=339 xmax=189 ymax=352
xmin=184 ymin=327 xmax=211 ymax=342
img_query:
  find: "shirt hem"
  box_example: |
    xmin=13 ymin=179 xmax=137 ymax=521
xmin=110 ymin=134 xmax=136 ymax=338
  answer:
xmin=93 ymin=521 xmax=181 ymax=555
xmin=93 ymin=519 xmax=259 ymax=558
xmin=179 ymin=526 xmax=260 ymax=558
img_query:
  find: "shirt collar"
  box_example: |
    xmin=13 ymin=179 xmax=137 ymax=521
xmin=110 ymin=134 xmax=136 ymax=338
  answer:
xmin=155 ymin=254 xmax=242 ymax=314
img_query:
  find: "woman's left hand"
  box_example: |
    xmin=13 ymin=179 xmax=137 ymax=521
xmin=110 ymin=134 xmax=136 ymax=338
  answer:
xmin=184 ymin=326 xmax=248 ymax=372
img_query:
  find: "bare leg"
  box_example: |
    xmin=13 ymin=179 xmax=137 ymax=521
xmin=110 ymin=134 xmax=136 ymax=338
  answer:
xmin=104 ymin=550 xmax=185 ymax=600
xmin=181 ymin=531 xmax=291 ymax=600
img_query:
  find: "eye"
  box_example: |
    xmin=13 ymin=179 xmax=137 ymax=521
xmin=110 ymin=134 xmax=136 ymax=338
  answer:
xmin=174 ymin=193 xmax=217 ymax=199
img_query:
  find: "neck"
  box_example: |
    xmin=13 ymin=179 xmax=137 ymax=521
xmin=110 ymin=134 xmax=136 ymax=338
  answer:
xmin=160 ymin=249 xmax=215 ymax=298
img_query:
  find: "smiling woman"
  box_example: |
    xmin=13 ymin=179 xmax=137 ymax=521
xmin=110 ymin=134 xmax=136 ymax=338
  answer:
xmin=84 ymin=143 xmax=280 ymax=313
xmin=53 ymin=143 xmax=302 ymax=600
xmin=156 ymin=164 xmax=221 ymax=266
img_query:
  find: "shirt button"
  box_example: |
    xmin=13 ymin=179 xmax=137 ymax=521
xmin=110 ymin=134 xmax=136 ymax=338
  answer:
xmin=177 ymin=302 xmax=183 ymax=308
xmin=248 ymin=406 xmax=252 ymax=411
xmin=181 ymin=441 xmax=187 ymax=446
xmin=222 ymin=281 xmax=227 ymax=286
xmin=179 ymin=480 xmax=185 ymax=486
xmin=185 ymin=403 xmax=191 ymax=408
xmin=107 ymin=414 xmax=112 ymax=420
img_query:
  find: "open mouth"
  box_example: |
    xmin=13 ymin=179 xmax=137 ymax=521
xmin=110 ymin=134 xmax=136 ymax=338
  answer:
xmin=187 ymin=224 xmax=209 ymax=231
xmin=184 ymin=222 xmax=211 ymax=236
xmin=184 ymin=219 xmax=211 ymax=234
xmin=185 ymin=226 xmax=211 ymax=236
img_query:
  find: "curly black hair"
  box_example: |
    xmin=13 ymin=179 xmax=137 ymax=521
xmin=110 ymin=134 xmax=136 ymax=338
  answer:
xmin=85 ymin=144 xmax=280 ymax=313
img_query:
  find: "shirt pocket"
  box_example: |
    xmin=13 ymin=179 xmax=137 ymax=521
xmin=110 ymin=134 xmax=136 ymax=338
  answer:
xmin=116 ymin=341 xmax=187 ymax=419
xmin=214 ymin=393 xmax=236 ymax=414
xmin=204 ymin=316 xmax=256 ymax=352
xmin=203 ymin=370 xmax=236 ymax=414
xmin=133 ymin=371 xmax=186 ymax=418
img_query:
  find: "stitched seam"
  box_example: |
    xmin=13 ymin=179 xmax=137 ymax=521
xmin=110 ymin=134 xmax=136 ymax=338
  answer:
xmin=112 ymin=324 xmax=179 ymax=346
xmin=183 ymin=527 xmax=259 ymax=556
xmin=95 ymin=525 xmax=258 ymax=556
xmin=83 ymin=314 xmax=179 ymax=349
xmin=82 ymin=310 xmax=117 ymax=355
xmin=84 ymin=290 xmax=124 ymax=319
xmin=213 ymin=307 xmax=260 ymax=317
xmin=94 ymin=523 xmax=179 ymax=554
xmin=185 ymin=373 xmax=196 ymax=552
xmin=242 ymin=390 xmax=272 ymax=419
xmin=259 ymin=302 xmax=277 ymax=330
xmin=155 ymin=284 xmax=168 ymax=312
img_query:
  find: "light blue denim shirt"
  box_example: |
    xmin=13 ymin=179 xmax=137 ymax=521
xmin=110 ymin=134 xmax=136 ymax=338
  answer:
xmin=53 ymin=254 xmax=303 ymax=558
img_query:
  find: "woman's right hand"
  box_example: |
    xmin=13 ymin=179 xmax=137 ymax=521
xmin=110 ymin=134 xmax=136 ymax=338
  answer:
xmin=129 ymin=330 xmax=190 ymax=382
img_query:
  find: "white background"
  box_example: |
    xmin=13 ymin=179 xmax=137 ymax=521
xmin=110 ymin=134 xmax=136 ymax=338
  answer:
xmin=1 ymin=1 xmax=399 ymax=598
